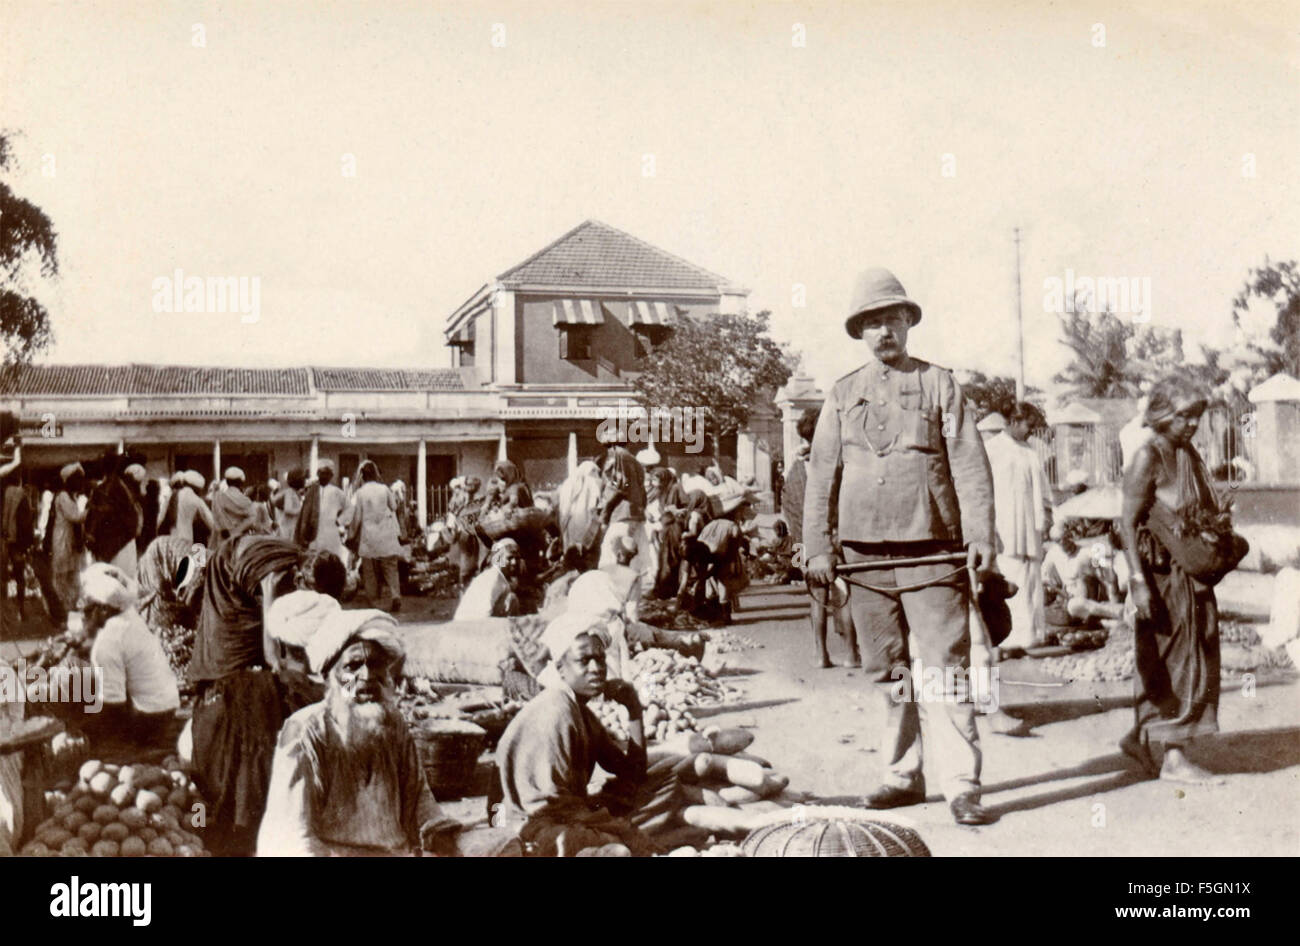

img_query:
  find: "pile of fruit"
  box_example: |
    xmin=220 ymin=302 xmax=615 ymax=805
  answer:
xmin=21 ymin=760 xmax=209 ymax=857
xmin=636 ymin=598 xmax=714 ymax=632
xmin=708 ymin=630 xmax=763 ymax=654
xmin=27 ymin=629 xmax=91 ymax=671
xmin=1054 ymin=627 xmax=1109 ymax=649
xmin=409 ymin=556 xmax=460 ymax=598
xmin=1220 ymin=620 xmax=1262 ymax=647
xmin=1036 ymin=633 xmax=1136 ymax=683
xmin=156 ymin=624 xmax=196 ymax=692
xmin=665 ymin=841 xmax=746 ymax=857
xmin=591 ymin=649 xmax=737 ymax=743
xmin=396 ymin=675 xmax=444 ymax=723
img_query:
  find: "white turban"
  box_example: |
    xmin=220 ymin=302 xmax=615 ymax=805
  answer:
xmin=266 ymin=590 xmax=342 ymax=648
xmin=123 ymin=464 xmax=147 ymax=484
xmin=489 ymin=537 xmax=520 ymax=567
xmin=60 ymin=463 xmax=84 ymax=482
xmin=537 ymin=609 xmax=611 ymax=688
xmin=184 ymin=470 xmax=206 ymax=490
xmin=306 ymin=608 xmax=402 ymax=675
xmin=80 ymin=562 xmax=139 ymax=611
xmin=169 ymin=471 xmax=186 ymax=486
xmin=224 ymin=466 xmax=246 ymax=482
xmin=567 ymin=570 xmax=625 ymax=618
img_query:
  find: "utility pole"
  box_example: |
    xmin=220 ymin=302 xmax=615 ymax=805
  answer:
xmin=1013 ymin=227 xmax=1025 ymax=403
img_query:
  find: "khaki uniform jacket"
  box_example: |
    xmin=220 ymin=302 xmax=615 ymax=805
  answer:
xmin=802 ymin=355 xmax=994 ymax=559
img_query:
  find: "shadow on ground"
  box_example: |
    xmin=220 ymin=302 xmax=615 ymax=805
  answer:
xmin=693 ymin=697 xmax=800 ymax=718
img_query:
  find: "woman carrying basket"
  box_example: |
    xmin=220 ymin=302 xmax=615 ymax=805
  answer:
xmin=1119 ymin=375 xmax=1247 ymax=784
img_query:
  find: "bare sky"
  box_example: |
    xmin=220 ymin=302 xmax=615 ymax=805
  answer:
xmin=3 ymin=0 xmax=1297 ymax=393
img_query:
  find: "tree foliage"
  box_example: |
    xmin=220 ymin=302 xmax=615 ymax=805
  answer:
xmin=1232 ymin=257 xmax=1300 ymax=379
xmin=1053 ymin=296 xmax=1185 ymax=399
xmin=956 ymin=371 xmax=1045 ymax=422
xmin=632 ymin=310 xmax=795 ymax=448
xmin=0 ymin=132 xmax=59 ymax=367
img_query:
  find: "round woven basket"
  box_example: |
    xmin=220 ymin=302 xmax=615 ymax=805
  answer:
xmin=411 ymin=718 xmax=487 ymax=799
xmin=741 ymin=807 xmax=931 ymax=857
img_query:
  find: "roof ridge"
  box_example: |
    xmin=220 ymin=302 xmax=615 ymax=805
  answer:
xmin=584 ymin=219 xmax=731 ymax=285
xmin=496 ymin=219 xmax=600 ymax=281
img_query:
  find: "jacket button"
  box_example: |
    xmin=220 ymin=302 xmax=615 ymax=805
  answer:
xmin=877 ymin=477 xmax=885 ymax=485
xmin=877 ymin=423 xmax=885 ymax=430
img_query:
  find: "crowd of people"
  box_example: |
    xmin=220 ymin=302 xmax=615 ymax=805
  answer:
xmin=1 ymin=269 xmax=1249 ymax=852
xmin=0 ymin=450 xmax=420 ymax=628
xmin=441 ymin=443 xmax=762 ymax=628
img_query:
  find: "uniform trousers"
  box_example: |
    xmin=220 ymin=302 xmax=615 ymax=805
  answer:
xmin=843 ymin=543 xmax=981 ymax=801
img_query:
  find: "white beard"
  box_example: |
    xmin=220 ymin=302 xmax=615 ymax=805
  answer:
xmin=328 ymin=689 xmax=399 ymax=752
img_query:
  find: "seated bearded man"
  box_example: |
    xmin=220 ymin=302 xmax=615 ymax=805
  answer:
xmin=493 ymin=617 xmax=684 ymax=856
xmin=258 ymin=609 xmax=517 ymax=856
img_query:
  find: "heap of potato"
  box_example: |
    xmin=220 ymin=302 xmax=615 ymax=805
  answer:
xmin=631 ymin=649 xmax=735 ymax=743
xmin=1037 ymin=633 xmax=1136 ymax=683
xmin=21 ymin=760 xmax=209 ymax=857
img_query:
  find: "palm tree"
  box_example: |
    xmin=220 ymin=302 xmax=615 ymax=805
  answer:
xmin=1053 ymin=309 xmax=1144 ymax=399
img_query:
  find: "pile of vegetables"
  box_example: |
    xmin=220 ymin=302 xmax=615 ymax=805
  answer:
xmin=27 ymin=628 xmax=91 ymax=671
xmin=707 ymin=630 xmax=763 ymax=654
xmin=663 ymin=727 xmax=800 ymax=843
xmin=594 ymin=649 xmax=738 ymax=743
xmin=409 ymin=556 xmax=461 ymax=598
xmin=396 ymin=675 xmax=445 ymax=723
xmin=636 ymin=598 xmax=714 ymax=632
xmin=156 ymin=624 xmax=196 ymax=691
xmin=21 ymin=760 xmax=209 ymax=857
xmin=1039 ymin=618 xmax=1293 ymax=683
xmin=1036 ymin=634 xmax=1135 ymax=683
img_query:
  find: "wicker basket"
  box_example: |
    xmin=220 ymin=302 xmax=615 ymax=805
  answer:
xmin=741 ymin=808 xmax=931 ymax=857
xmin=411 ymin=718 xmax=487 ymax=799
xmin=478 ymin=506 xmax=552 ymax=542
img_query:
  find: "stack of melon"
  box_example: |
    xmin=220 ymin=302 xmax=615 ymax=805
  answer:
xmin=21 ymin=760 xmax=209 ymax=857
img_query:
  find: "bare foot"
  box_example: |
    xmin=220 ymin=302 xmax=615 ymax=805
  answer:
xmin=1159 ymin=750 xmax=1225 ymax=785
xmin=987 ymin=710 xmax=1032 ymax=737
xmin=1119 ymin=732 xmax=1159 ymax=777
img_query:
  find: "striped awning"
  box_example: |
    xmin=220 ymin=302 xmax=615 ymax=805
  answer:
xmin=629 ymin=300 xmax=676 ymax=327
xmin=552 ymin=299 xmax=605 ymax=326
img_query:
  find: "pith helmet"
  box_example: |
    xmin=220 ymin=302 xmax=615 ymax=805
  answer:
xmin=845 ymin=268 xmax=922 ymax=338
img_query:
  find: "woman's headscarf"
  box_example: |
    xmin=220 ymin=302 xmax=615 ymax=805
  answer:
xmin=1144 ymin=376 xmax=1208 ymax=430
xmin=493 ymin=460 xmax=522 ymax=487
xmin=557 ymin=461 xmax=603 ymax=550
xmin=489 ymin=537 xmax=520 ymax=569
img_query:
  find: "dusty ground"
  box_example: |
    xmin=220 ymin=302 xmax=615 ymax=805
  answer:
xmin=675 ymin=582 xmax=1300 ymax=857
xmin=6 ymin=572 xmax=1296 ymax=857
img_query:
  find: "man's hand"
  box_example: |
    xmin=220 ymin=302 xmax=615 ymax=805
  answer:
xmin=603 ymin=679 xmax=642 ymax=715
xmin=967 ymin=542 xmax=995 ymax=576
xmin=1129 ymin=579 xmax=1154 ymax=622
xmin=805 ymin=552 xmax=841 ymax=587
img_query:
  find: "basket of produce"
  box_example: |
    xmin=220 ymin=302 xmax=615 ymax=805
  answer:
xmin=477 ymin=506 xmax=552 ymax=542
xmin=740 ymin=807 xmax=931 ymax=858
xmin=410 ymin=718 xmax=487 ymax=799
xmin=21 ymin=759 xmax=210 ymax=857
xmin=462 ymin=702 xmax=523 ymax=750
